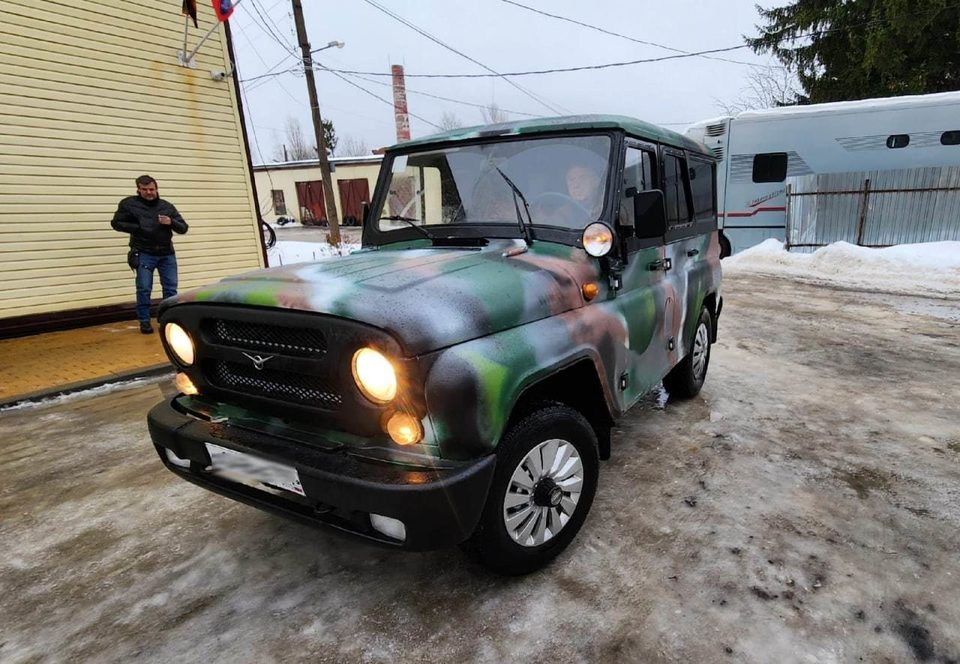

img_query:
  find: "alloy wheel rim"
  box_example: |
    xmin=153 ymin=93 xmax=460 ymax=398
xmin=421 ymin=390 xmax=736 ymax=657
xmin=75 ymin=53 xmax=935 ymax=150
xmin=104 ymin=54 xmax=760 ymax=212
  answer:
xmin=692 ymin=322 xmax=709 ymax=380
xmin=503 ymin=438 xmax=583 ymax=547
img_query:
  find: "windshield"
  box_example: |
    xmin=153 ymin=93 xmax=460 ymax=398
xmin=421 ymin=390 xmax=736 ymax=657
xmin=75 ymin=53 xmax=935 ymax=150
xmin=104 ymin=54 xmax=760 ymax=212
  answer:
xmin=375 ymin=134 xmax=612 ymax=233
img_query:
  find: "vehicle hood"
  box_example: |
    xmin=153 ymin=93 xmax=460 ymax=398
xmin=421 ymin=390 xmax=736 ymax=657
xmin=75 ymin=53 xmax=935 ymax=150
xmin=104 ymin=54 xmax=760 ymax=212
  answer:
xmin=169 ymin=240 xmax=601 ymax=355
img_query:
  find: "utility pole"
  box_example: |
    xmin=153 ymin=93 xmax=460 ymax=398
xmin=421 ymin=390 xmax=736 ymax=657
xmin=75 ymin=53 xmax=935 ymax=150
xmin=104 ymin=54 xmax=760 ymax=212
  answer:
xmin=291 ymin=0 xmax=341 ymax=245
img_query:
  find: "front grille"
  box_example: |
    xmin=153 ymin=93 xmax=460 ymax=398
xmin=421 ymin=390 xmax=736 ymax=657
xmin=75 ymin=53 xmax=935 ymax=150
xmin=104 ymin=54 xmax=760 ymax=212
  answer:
xmin=209 ymin=318 xmax=326 ymax=358
xmin=209 ymin=360 xmax=342 ymax=410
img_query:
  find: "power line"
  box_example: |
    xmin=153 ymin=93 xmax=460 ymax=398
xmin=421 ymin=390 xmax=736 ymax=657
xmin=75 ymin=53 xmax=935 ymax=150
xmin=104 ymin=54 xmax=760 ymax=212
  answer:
xmin=318 ymin=43 xmax=758 ymax=79
xmin=500 ymin=0 xmax=779 ymax=69
xmin=343 ymin=72 xmax=542 ymax=118
xmin=310 ymin=5 xmax=960 ymax=80
xmin=235 ymin=20 xmax=302 ymax=103
xmin=358 ymin=0 xmax=567 ymax=114
xmin=312 ymin=63 xmax=443 ymax=131
xmin=247 ymin=0 xmax=298 ymax=56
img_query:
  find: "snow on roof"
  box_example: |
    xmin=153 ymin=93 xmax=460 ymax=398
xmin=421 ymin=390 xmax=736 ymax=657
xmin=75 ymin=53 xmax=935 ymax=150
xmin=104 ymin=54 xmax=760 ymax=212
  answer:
xmin=253 ymin=155 xmax=382 ymax=170
xmin=724 ymin=239 xmax=960 ymax=297
xmin=734 ymin=90 xmax=960 ymax=121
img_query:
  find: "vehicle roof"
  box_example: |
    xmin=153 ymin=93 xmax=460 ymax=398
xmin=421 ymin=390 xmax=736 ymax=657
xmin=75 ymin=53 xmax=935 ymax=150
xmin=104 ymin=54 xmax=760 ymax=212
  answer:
xmin=392 ymin=114 xmax=709 ymax=155
xmin=687 ymin=90 xmax=960 ymax=127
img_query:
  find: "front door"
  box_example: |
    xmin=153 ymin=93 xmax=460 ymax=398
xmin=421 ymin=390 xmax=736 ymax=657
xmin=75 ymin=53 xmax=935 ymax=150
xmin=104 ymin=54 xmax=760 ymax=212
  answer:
xmin=612 ymin=141 xmax=673 ymax=408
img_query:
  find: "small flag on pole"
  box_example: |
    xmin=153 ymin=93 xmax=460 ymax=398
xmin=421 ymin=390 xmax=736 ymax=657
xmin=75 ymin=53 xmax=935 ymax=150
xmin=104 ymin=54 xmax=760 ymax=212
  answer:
xmin=211 ymin=0 xmax=236 ymax=22
xmin=182 ymin=0 xmax=198 ymax=27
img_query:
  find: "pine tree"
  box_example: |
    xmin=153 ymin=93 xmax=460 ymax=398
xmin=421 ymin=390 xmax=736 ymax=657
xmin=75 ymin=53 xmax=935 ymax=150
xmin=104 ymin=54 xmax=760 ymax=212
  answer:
xmin=747 ymin=0 xmax=960 ymax=103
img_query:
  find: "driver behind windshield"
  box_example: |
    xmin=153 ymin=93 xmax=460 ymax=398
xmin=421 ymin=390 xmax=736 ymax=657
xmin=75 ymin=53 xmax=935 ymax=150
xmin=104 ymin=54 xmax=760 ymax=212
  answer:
xmin=531 ymin=162 xmax=604 ymax=229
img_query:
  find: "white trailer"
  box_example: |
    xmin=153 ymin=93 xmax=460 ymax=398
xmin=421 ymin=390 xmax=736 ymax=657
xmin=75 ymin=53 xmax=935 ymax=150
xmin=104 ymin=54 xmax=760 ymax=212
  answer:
xmin=685 ymin=91 xmax=960 ymax=256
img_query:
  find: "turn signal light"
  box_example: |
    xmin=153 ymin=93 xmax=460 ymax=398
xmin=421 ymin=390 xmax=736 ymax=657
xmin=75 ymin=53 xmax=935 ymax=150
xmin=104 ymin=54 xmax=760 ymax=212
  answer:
xmin=582 ymin=282 xmax=599 ymax=301
xmin=386 ymin=412 xmax=423 ymax=446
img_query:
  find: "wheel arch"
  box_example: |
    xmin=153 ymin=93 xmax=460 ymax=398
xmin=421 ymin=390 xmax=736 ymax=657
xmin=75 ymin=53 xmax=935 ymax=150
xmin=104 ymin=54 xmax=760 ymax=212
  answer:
xmin=505 ymin=356 xmax=616 ymax=461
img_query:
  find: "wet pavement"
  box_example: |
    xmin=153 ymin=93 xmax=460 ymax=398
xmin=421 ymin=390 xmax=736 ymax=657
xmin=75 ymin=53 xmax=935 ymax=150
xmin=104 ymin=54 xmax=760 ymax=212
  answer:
xmin=1 ymin=273 xmax=958 ymax=663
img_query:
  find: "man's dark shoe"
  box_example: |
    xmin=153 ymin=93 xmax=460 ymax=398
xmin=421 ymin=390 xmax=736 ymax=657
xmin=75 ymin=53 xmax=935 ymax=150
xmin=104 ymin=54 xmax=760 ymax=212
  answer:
xmin=140 ymin=321 xmax=154 ymax=334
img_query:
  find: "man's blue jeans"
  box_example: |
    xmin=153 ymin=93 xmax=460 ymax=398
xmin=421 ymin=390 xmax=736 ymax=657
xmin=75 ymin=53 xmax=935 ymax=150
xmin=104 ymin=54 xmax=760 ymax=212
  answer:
xmin=136 ymin=253 xmax=178 ymax=323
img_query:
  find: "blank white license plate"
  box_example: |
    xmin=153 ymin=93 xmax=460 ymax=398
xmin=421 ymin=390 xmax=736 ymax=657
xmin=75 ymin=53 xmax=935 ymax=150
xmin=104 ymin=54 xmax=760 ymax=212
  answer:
xmin=204 ymin=443 xmax=305 ymax=497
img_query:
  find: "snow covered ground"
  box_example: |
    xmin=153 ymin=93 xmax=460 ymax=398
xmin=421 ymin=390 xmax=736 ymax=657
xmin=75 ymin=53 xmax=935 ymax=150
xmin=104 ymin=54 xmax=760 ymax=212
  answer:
xmin=2 ymin=273 xmax=958 ymax=662
xmin=724 ymin=239 xmax=960 ymax=297
xmin=266 ymin=240 xmax=361 ymax=266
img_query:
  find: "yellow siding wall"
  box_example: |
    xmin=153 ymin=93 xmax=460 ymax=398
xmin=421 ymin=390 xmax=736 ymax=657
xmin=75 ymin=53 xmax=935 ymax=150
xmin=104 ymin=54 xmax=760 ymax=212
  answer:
xmin=254 ymin=160 xmax=383 ymax=222
xmin=0 ymin=0 xmax=263 ymax=321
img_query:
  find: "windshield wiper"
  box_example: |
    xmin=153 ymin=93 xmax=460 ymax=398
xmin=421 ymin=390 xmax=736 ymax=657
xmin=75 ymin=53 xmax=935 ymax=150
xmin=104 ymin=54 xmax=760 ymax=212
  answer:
xmin=495 ymin=167 xmax=533 ymax=246
xmin=379 ymin=215 xmax=435 ymax=240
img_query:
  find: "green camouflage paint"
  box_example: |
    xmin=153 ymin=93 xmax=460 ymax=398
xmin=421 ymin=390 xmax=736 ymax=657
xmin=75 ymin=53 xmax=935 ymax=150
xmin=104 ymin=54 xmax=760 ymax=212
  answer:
xmin=158 ymin=116 xmax=721 ymax=464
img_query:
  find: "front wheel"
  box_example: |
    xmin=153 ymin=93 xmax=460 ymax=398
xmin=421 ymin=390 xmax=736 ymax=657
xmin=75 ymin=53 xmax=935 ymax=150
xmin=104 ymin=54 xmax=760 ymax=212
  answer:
xmin=663 ymin=306 xmax=713 ymax=399
xmin=463 ymin=404 xmax=599 ymax=575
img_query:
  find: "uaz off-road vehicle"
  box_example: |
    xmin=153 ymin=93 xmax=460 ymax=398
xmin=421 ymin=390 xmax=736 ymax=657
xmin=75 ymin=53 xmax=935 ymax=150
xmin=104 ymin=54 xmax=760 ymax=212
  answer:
xmin=148 ymin=115 xmax=722 ymax=574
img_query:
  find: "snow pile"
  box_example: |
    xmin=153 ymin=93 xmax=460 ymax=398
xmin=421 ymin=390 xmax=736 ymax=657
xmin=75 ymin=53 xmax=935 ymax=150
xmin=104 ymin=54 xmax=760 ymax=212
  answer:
xmin=724 ymin=239 xmax=960 ymax=296
xmin=267 ymin=240 xmax=361 ymax=266
xmin=0 ymin=374 xmax=169 ymax=413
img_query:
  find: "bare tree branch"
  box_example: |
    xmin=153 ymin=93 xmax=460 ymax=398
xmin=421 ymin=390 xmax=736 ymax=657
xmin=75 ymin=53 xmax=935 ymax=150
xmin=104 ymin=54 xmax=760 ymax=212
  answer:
xmin=437 ymin=111 xmax=464 ymax=131
xmin=340 ymin=135 xmax=371 ymax=157
xmin=716 ymin=67 xmax=801 ymax=115
xmin=480 ymin=102 xmax=509 ymax=124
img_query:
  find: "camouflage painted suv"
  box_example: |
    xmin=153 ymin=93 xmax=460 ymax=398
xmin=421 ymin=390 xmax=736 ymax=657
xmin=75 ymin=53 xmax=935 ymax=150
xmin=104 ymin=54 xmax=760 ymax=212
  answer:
xmin=148 ymin=115 xmax=722 ymax=574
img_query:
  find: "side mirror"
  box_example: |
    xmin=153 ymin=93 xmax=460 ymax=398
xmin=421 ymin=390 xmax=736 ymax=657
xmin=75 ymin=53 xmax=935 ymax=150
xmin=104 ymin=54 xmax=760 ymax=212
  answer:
xmin=633 ymin=189 xmax=667 ymax=239
xmin=360 ymin=201 xmax=370 ymax=227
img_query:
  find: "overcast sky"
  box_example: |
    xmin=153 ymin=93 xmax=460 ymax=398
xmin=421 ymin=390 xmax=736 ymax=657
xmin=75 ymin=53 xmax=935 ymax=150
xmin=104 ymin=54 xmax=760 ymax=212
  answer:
xmin=230 ymin=0 xmax=788 ymax=163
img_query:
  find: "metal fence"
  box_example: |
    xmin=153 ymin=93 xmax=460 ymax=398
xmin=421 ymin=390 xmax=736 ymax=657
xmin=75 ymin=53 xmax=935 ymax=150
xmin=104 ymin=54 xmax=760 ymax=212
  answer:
xmin=785 ymin=166 xmax=960 ymax=249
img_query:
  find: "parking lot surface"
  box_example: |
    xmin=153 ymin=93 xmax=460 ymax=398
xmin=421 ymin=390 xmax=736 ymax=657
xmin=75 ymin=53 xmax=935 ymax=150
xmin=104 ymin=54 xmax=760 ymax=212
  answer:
xmin=1 ymin=273 xmax=958 ymax=663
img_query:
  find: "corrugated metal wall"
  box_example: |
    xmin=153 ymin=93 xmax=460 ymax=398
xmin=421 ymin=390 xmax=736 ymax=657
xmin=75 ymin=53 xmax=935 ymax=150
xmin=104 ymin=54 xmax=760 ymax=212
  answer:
xmin=786 ymin=167 xmax=960 ymax=248
xmin=0 ymin=0 xmax=263 ymax=322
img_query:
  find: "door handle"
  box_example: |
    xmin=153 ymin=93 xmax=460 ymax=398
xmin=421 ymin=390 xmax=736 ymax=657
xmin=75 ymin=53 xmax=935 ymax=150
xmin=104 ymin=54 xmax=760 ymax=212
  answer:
xmin=648 ymin=258 xmax=672 ymax=272
xmin=687 ymin=249 xmax=700 ymax=257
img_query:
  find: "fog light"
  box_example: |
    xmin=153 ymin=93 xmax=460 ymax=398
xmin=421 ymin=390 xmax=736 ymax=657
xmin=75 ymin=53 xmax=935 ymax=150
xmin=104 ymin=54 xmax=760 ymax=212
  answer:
xmin=370 ymin=513 xmax=406 ymax=542
xmin=175 ymin=372 xmax=198 ymax=395
xmin=386 ymin=412 xmax=422 ymax=445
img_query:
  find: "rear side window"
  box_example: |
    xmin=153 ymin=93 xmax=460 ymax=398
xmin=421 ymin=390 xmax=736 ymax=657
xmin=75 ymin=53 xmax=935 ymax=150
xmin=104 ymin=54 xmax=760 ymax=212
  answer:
xmin=886 ymin=134 xmax=910 ymax=149
xmin=752 ymin=153 xmax=788 ymax=183
xmin=663 ymin=154 xmax=690 ymax=227
xmin=687 ymin=158 xmax=715 ymax=222
xmin=942 ymin=131 xmax=960 ymax=146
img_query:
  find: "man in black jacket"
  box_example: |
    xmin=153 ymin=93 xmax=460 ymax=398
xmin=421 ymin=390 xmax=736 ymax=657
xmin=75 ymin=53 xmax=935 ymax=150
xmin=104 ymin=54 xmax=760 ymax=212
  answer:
xmin=111 ymin=175 xmax=189 ymax=334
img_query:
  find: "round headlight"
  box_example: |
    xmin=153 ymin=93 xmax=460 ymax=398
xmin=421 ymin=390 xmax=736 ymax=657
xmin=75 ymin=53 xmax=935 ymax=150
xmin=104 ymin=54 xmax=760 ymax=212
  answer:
xmin=164 ymin=323 xmax=195 ymax=366
xmin=582 ymin=222 xmax=614 ymax=257
xmin=352 ymin=348 xmax=397 ymax=403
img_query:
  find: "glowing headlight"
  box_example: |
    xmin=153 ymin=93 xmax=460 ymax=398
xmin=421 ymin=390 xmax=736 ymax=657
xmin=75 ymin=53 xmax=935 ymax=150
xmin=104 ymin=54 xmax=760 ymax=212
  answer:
xmin=352 ymin=348 xmax=397 ymax=403
xmin=164 ymin=323 xmax=195 ymax=366
xmin=582 ymin=222 xmax=614 ymax=257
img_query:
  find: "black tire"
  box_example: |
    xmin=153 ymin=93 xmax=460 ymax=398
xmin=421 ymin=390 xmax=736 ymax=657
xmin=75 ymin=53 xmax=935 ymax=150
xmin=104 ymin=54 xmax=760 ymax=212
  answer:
xmin=462 ymin=404 xmax=599 ymax=575
xmin=663 ymin=306 xmax=713 ymax=399
xmin=260 ymin=220 xmax=277 ymax=249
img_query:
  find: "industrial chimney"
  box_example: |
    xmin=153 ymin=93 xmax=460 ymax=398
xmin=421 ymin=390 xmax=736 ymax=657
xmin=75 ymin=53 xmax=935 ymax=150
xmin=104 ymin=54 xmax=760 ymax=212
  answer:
xmin=391 ymin=64 xmax=411 ymax=142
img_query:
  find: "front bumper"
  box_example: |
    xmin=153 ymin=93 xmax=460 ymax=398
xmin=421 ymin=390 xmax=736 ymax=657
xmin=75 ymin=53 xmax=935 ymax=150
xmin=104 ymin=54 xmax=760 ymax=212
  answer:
xmin=148 ymin=398 xmax=496 ymax=551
